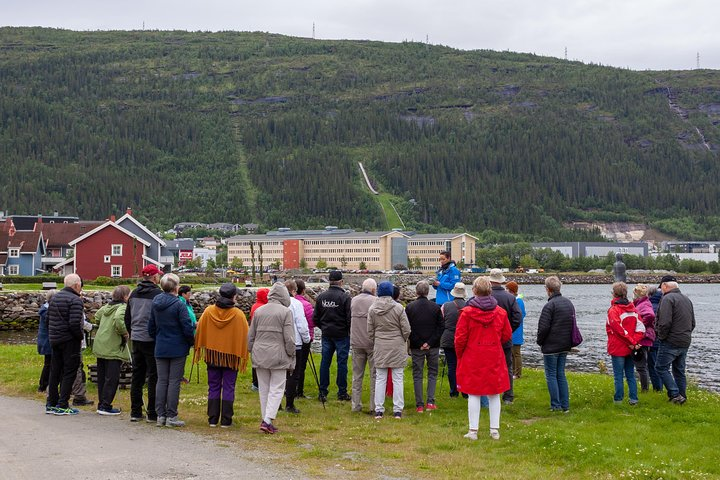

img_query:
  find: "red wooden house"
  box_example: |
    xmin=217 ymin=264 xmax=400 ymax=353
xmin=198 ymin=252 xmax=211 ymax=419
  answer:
xmin=67 ymin=221 xmax=153 ymax=280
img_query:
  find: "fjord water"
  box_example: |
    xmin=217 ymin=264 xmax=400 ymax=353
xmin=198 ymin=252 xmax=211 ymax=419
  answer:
xmin=504 ymin=283 xmax=719 ymax=393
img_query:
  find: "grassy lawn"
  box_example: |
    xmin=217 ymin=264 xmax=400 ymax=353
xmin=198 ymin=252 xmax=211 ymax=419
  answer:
xmin=1 ymin=344 xmax=718 ymax=479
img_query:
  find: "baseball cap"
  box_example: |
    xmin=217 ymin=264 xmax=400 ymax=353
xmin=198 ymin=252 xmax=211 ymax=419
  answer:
xmin=142 ymin=265 xmax=164 ymax=277
xmin=658 ymin=275 xmax=677 ymax=287
xmin=328 ymin=270 xmax=343 ymax=281
xmin=219 ymin=282 xmax=240 ymax=299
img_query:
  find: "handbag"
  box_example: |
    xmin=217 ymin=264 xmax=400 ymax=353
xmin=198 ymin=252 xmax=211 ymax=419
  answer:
xmin=570 ymin=306 xmax=583 ymax=347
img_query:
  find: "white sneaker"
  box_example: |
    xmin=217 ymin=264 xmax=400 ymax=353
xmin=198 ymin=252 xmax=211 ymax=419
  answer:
xmin=463 ymin=430 xmax=478 ymax=440
xmin=489 ymin=429 xmax=500 ymax=440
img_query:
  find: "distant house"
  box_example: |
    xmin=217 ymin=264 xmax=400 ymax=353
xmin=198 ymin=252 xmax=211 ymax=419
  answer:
xmin=192 ymin=247 xmax=216 ymax=267
xmin=115 ymin=209 xmax=174 ymax=270
xmin=173 ymin=222 xmax=207 ymax=234
xmin=200 ymin=237 xmax=221 ymax=249
xmin=38 ymin=221 xmax=104 ymax=272
xmin=207 ymin=222 xmax=241 ymax=233
xmin=0 ymin=223 xmax=46 ymax=276
xmin=166 ymin=238 xmax=195 ymax=266
xmin=10 ymin=212 xmax=79 ymax=231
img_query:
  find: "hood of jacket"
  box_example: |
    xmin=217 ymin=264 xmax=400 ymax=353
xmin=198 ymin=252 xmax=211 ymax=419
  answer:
xmin=611 ymin=297 xmax=631 ymax=308
xmin=101 ymin=301 xmax=126 ymax=316
xmin=136 ymin=280 xmax=161 ymax=296
xmin=463 ymin=295 xmax=499 ymax=326
xmin=268 ymin=283 xmax=291 ymax=307
xmin=255 ymin=288 xmax=269 ymax=305
xmin=202 ymin=303 xmax=239 ymax=330
xmin=372 ymin=296 xmax=399 ymax=315
xmin=153 ymin=292 xmax=181 ymax=312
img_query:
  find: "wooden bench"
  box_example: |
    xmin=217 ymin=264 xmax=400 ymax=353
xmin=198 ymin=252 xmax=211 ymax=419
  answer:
xmin=41 ymin=282 xmax=58 ymax=290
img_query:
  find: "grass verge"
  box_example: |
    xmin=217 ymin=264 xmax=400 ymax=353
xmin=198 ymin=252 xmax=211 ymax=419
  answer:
xmin=1 ymin=344 xmax=718 ymax=479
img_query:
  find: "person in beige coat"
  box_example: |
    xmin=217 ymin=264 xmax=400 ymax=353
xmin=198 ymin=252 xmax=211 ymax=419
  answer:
xmin=350 ymin=278 xmax=377 ymax=413
xmin=248 ymin=283 xmax=296 ymax=434
xmin=368 ymin=281 xmax=411 ymax=419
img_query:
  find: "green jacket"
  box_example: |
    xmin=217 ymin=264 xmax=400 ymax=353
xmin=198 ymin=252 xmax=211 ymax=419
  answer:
xmin=92 ymin=302 xmax=131 ymax=362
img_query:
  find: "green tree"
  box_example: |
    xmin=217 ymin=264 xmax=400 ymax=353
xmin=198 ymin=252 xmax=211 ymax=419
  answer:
xmin=316 ymin=259 xmax=328 ymax=270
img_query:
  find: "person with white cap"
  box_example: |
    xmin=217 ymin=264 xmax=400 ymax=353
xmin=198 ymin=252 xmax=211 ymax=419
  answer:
xmin=440 ymin=282 xmax=467 ymax=397
xmin=488 ymin=268 xmax=522 ymax=404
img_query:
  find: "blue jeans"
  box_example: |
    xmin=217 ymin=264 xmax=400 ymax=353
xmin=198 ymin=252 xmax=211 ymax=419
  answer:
xmin=655 ymin=342 xmax=688 ymax=399
xmin=320 ymin=336 xmax=349 ymax=397
xmin=647 ymin=345 xmax=663 ymax=392
xmin=611 ymin=355 xmax=638 ymax=402
xmin=543 ymin=353 xmax=569 ymax=410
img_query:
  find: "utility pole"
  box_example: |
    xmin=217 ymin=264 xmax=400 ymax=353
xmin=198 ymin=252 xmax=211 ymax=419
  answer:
xmin=142 ymin=21 xmax=145 ymax=30
xmin=697 ymin=51 xmax=700 ymax=69
xmin=313 ymin=22 xmax=315 ymax=39
xmin=564 ymin=46 xmax=567 ymax=61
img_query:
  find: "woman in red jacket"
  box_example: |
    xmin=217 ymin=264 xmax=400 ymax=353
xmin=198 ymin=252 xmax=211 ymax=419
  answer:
xmin=606 ymin=282 xmax=645 ymax=405
xmin=455 ymin=276 xmax=512 ymax=441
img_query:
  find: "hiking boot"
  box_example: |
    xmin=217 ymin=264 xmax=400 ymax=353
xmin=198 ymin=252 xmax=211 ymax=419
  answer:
xmin=374 ymin=411 xmax=383 ymax=420
xmin=209 ymin=423 xmax=217 ymax=427
xmin=54 ymin=407 xmax=80 ymax=416
xmin=393 ymin=411 xmax=402 ymax=419
xmin=463 ymin=430 xmax=478 ymax=440
xmin=490 ymin=429 xmax=500 ymax=440
xmin=156 ymin=416 xmax=166 ymax=427
xmin=97 ymin=407 xmax=122 ymax=416
xmin=449 ymin=391 xmax=459 ymax=398
xmin=72 ymin=398 xmax=94 ymax=407
xmin=165 ymin=417 xmax=185 ymax=427
xmin=285 ymin=405 xmax=301 ymax=414
xmin=260 ymin=421 xmax=277 ymax=434
xmin=146 ymin=415 xmax=158 ymax=423
xmin=130 ymin=414 xmax=143 ymax=422
xmin=426 ymin=403 xmax=437 ymax=411
xmin=337 ymin=393 xmax=351 ymax=401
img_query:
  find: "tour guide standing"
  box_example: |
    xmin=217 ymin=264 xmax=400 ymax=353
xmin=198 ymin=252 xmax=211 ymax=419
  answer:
xmin=432 ymin=251 xmax=461 ymax=305
xmin=125 ymin=264 xmax=164 ymax=422
xmin=655 ymin=275 xmax=695 ymax=404
xmin=46 ymin=274 xmax=85 ymax=415
xmin=313 ymin=270 xmax=352 ymax=402
xmin=488 ymin=269 xmax=522 ymax=404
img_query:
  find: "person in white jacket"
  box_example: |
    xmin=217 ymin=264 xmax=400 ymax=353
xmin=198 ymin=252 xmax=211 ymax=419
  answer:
xmin=284 ymin=279 xmax=311 ymax=414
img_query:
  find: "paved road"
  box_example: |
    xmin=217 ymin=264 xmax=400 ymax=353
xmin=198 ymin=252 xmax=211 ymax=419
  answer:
xmin=0 ymin=395 xmax=306 ymax=480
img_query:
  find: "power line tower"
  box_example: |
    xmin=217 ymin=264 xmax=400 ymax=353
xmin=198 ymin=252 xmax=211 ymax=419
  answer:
xmin=564 ymin=46 xmax=567 ymax=61
xmin=697 ymin=52 xmax=700 ymax=69
xmin=313 ymin=22 xmax=315 ymax=39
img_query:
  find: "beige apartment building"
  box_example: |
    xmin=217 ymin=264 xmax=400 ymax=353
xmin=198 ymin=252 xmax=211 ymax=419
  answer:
xmin=226 ymin=228 xmax=477 ymax=272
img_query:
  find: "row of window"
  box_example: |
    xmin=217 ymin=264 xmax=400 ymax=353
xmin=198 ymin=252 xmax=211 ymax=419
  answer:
xmin=304 ymin=248 xmax=380 ymax=254
xmin=305 ymin=257 xmax=380 ymax=263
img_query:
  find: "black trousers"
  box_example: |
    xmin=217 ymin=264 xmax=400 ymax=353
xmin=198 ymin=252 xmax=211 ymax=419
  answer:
xmin=296 ymin=342 xmax=311 ymax=396
xmin=39 ymin=354 xmax=52 ymax=391
xmin=47 ymin=339 xmax=81 ymax=409
xmin=130 ymin=340 xmax=157 ymax=419
xmin=97 ymin=358 xmax=122 ymax=411
xmin=285 ymin=347 xmax=303 ymax=408
xmin=502 ymin=345 xmax=514 ymax=402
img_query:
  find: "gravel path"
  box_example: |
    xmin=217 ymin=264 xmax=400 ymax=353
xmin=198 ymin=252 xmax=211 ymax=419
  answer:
xmin=0 ymin=395 xmax=307 ymax=480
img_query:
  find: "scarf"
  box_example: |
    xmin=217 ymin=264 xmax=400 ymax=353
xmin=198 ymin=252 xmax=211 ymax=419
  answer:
xmin=193 ymin=303 xmax=249 ymax=372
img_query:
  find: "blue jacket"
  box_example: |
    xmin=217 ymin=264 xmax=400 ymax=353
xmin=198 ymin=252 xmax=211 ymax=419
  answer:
xmin=512 ymin=296 xmax=527 ymax=345
xmin=148 ymin=293 xmax=194 ymax=359
xmin=37 ymin=303 xmax=52 ymax=355
xmin=434 ymin=261 xmax=461 ymax=305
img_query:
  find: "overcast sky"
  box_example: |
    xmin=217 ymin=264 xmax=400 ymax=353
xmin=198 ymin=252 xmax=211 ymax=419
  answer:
xmin=2 ymin=0 xmax=718 ymax=70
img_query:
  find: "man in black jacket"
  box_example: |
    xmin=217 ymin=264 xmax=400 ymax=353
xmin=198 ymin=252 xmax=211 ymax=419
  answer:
xmin=125 ymin=265 xmax=163 ymax=421
xmin=406 ymin=281 xmax=444 ymax=412
xmin=313 ymin=271 xmax=352 ymax=402
xmin=656 ymin=276 xmax=695 ymax=404
xmin=488 ymin=269 xmax=522 ymax=404
xmin=536 ymin=276 xmax=575 ymax=412
xmin=46 ymin=273 xmax=85 ymax=415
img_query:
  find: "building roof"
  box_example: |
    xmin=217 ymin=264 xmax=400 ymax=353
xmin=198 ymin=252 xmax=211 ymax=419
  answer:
xmin=0 ymin=253 xmax=7 ymax=265
xmin=116 ymin=213 xmax=166 ymax=247
xmin=10 ymin=214 xmax=79 ymax=231
xmin=228 ymin=229 xmax=412 ymax=242
xmin=39 ymin=221 xmax=105 ymax=248
xmin=166 ymin=239 xmax=195 ymax=250
xmin=10 ymin=231 xmax=44 ymax=253
xmin=407 ymin=232 xmax=480 ymax=241
xmin=69 ymin=221 xmax=151 ymax=247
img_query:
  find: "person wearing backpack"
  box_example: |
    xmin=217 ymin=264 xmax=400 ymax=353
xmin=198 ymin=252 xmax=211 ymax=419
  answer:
xmin=606 ymin=282 xmax=645 ymax=405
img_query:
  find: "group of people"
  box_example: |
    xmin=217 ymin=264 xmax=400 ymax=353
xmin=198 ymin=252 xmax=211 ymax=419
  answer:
xmin=39 ymin=251 xmax=696 ymax=441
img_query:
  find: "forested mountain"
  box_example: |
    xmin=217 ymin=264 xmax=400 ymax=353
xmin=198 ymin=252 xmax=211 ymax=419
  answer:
xmin=1 ymin=27 xmax=719 ymax=239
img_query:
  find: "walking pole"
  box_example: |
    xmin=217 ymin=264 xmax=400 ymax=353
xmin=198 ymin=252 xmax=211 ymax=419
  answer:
xmin=307 ymin=351 xmax=325 ymax=410
xmin=439 ymin=349 xmax=447 ymax=393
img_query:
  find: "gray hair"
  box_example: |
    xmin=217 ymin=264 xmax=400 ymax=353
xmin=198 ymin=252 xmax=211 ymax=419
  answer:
xmin=362 ymin=278 xmax=377 ymax=294
xmin=415 ymin=280 xmax=430 ymax=297
xmin=647 ymin=285 xmax=658 ymax=297
xmin=284 ymin=279 xmax=297 ymax=294
xmin=545 ymin=276 xmax=562 ymax=294
xmin=472 ymin=276 xmax=492 ymax=296
xmin=46 ymin=289 xmax=57 ymax=303
xmin=112 ymin=285 xmax=131 ymax=302
xmin=160 ymin=273 xmax=180 ymax=293
xmin=63 ymin=273 xmax=82 ymax=289
xmin=664 ymin=281 xmax=679 ymax=290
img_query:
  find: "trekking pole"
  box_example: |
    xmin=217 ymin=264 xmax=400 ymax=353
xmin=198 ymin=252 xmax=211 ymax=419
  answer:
xmin=439 ymin=349 xmax=447 ymax=393
xmin=307 ymin=351 xmax=325 ymax=410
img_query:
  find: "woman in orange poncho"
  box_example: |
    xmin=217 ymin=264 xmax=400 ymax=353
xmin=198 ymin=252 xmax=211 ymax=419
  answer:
xmin=194 ymin=283 xmax=249 ymax=427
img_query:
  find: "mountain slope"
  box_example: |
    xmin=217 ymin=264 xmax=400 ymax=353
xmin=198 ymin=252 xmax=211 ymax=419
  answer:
xmin=1 ymin=28 xmax=719 ymax=237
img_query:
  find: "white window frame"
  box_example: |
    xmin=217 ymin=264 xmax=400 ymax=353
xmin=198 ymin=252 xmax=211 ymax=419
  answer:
xmin=104 ymin=255 xmax=111 ymax=263
xmin=111 ymin=244 xmax=123 ymax=256
xmin=111 ymin=265 xmax=122 ymax=278
xmin=9 ymin=248 xmax=20 ymax=258
xmin=9 ymin=265 xmax=19 ymax=275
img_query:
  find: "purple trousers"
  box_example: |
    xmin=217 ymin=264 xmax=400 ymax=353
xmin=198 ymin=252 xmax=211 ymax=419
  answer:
xmin=207 ymin=366 xmax=238 ymax=401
